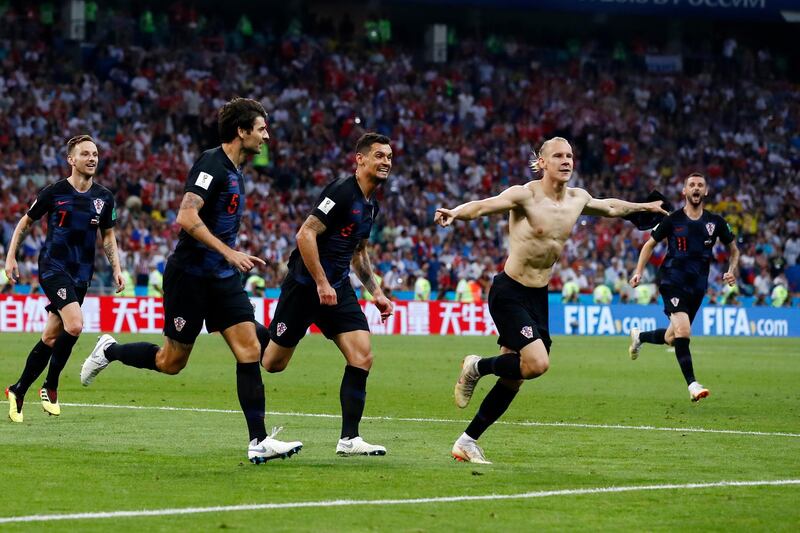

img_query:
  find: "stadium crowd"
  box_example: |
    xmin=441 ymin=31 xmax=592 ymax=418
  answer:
xmin=1 ymin=3 xmax=798 ymax=306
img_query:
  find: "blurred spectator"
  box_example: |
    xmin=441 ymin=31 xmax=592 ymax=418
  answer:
xmin=414 ymin=270 xmax=431 ymax=301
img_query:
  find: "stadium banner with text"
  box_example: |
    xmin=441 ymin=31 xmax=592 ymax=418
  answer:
xmin=413 ymin=0 xmax=800 ymax=22
xmin=0 ymin=295 xmax=797 ymax=337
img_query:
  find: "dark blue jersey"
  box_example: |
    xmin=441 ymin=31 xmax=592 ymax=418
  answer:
xmin=172 ymin=147 xmax=245 ymax=278
xmin=652 ymin=208 xmax=735 ymax=294
xmin=288 ymin=176 xmax=379 ymax=288
xmin=27 ymin=179 xmax=116 ymax=287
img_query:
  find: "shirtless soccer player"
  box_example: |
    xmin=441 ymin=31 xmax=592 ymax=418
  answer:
xmin=434 ymin=137 xmax=666 ymax=464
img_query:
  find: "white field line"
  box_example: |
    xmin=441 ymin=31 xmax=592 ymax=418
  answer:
xmin=1 ymin=479 xmax=799 ymax=524
xmin=43 ymin=401 xmax=800 ymax=438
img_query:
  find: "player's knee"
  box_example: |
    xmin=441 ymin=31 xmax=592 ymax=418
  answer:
xmin=674 ymin=325 xmax=691 ymax=338
xmin=263 ymin=357 xmax=288 ymax=373
xmin=156 ymin=350 xmax=188 ymax=375
xmin=348 ymin=350 xmax=373 ymax=370
xmin=521 ymin=357 xmax=548 ymax=379
xmin=237 ymin=343 xmax=261 ymax=365
xmin=159 ymin=359 xmax=187 ymax=375
xmin=63 ymin=322 xmax=83 ymax=337
xmin=41 ymin=333 xmax=58 ymax=347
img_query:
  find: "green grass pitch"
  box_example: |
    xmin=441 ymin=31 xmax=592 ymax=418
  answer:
xmin=1 ymin=332 xmax=799 ymax=531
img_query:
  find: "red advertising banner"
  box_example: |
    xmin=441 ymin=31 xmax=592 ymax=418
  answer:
xmin=0 ymin=295 xmax=498 ymax=336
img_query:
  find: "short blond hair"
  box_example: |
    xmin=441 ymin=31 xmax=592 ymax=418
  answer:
xmin=66 ymin=134 xmax=96 ymax=156
xmin=529 ymin=136 xmax=571 ymax=173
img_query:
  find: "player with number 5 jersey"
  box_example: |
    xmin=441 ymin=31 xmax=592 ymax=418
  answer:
xmin=80 ymin=98 xmax=303 ymax=463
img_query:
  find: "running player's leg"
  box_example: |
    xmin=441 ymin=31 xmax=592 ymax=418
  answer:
xmin=6 ymin=313 xmax=63 ymax=422
xmin=7 ymin=312 xmax=61 ymax=400
xmin=81 ymin=262 xmax=202 ymax=385
xmin=222 ymin=319 xmax=303 ymax=463
xmin=221 ymin=321 xmax=267 ymax=443
xmin=331 ymin=329 xmax=386 ymax=456
xmin=453 ymin=276 xmax=549 ymax=463
xmin=669 ymin=310 xmax=707 ymax=400
xmin=260 ymin=275 xmax=313 ymax=373
xmin=460 ymin=342 xmax=546 ymax=444
xmin=42 ymin=301 xmax=82 ymax=394
xmin=210 ymin=274 xmax=302 ymax=463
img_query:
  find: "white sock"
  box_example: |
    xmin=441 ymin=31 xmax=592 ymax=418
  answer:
xmin=458 ymin=432 xmax=476 ymax=444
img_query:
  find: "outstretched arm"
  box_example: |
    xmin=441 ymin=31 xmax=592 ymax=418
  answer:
xmin=176 ymin=192 xmax=264 ymax=273
xmin=352 ymin=239 xmax=393 ymax=321
xmin=583 ymin=196 xmax=667 ymax=218
xmin=4 ymin=214 xmax=35 ymax=284
xmin=435 ymin=185 xmax=528 ymax=227
xmin=629 ymin=237 xmax=658 ymax=288
xmin=101 ymin=227 xmax=125 ymax=293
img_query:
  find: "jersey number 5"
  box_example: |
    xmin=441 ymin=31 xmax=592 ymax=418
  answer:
xmin=227 ymin=194 xmax=239 ymax=214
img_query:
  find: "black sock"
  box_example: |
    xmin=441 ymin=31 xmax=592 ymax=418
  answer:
xmin=476 ymin=353 xmax=522 ymax=379
xmin=340 ymin=365 xmax=369 ymax=439
xmin=255 ymin=321 xmax=270 ymax=362
xmin=42 ymin=331 xmax=79 ymax=391
xmin=465 ymin=381 xmax=518 ymax=440
xmin=640 ymin=329 xmax=667 ymax=344
xmin=673 ymin=337 xmax=695 ymax=385
xmin=106 ymin=342 xmax=159 ymax=370
xmin=11 ymin=340 xmax=53 ymax=397
xmin=236 ymin=362 xmax=267 ymax=442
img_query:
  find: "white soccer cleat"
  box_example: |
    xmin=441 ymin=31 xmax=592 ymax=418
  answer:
xmin=628 ymin=327 xmax=642 ymax=360
xmin=336 ymin=436 xmax=387 ymax=456
xmin=454 ymin=355 xmax=482 ymax=409
xmin=688 ymin=381 xmax=710 ymax=402
xmin=248 ymin=427 xmax=303 ymax=464
xmin=451 ymin=438 xmax=491 ymax=464
xmin=80 ymin=334 xmax=116 ymax=386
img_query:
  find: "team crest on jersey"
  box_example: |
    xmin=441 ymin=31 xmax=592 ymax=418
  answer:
xmin=93 ymin=198 xmax=105 ymax=214
xmin=670 ymin=297 xmax=680 ymax=307
xmin=174 ymin=317 xmax=186 ymax=332
xmin=57 ymin=288 xmax=67 ymax=300
xmin=520 ymin=326 xmax=533 ymax=339
xmin=705 ymin=222 xmax=715 ymax=235
xmin=276 ymin=322 xmax=287 ymax=337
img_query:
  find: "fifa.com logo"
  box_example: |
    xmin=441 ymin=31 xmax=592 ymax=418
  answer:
xmin=563 ymin=306 xmax=657 ymax=335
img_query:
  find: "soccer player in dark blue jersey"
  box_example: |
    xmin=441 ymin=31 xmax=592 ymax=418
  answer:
xmin=629 ymin=172 xmax=740 ymax=401
xmin=80 ymin=98 xmax=302 ymax=463
xmin=258 ymin=133 xmax=394 ymax=456
xmin=5 ymin=135 xmax=124 ymax=423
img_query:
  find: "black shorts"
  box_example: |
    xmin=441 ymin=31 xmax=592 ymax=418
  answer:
xmin=488 ymin=272 xmax=552 ymax=353
xmin=269 ymin=274 xmax=369 ymax=347
xmin=40 ymin=272 xmax=87 ymax=314
xmin=162 ymin=260 xmax=255 ymax=344
xmin=659 ymin=285 xmax=704 ymax=323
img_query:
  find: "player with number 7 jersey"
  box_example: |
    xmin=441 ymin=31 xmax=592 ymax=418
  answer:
xmin=5 ymin=134 xmax=124 ymax=423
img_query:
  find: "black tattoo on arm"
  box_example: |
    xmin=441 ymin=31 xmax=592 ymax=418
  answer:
xmin=179 ymin=192 xmax=205 ymax=212
xmin=103 ymin=241 xmax=118 ymax=270
xmin=353 ymin=239 xmax=379 ymax=294
xmin=187 ymin=222 xmax=206 ymax=235
xmin=8 ymin=217 xmax=33 ymax=257
xmin=302 ymin=215 xmax=327 ymax=234
xmin=179 ymin=192 xmax=207 ymax=235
